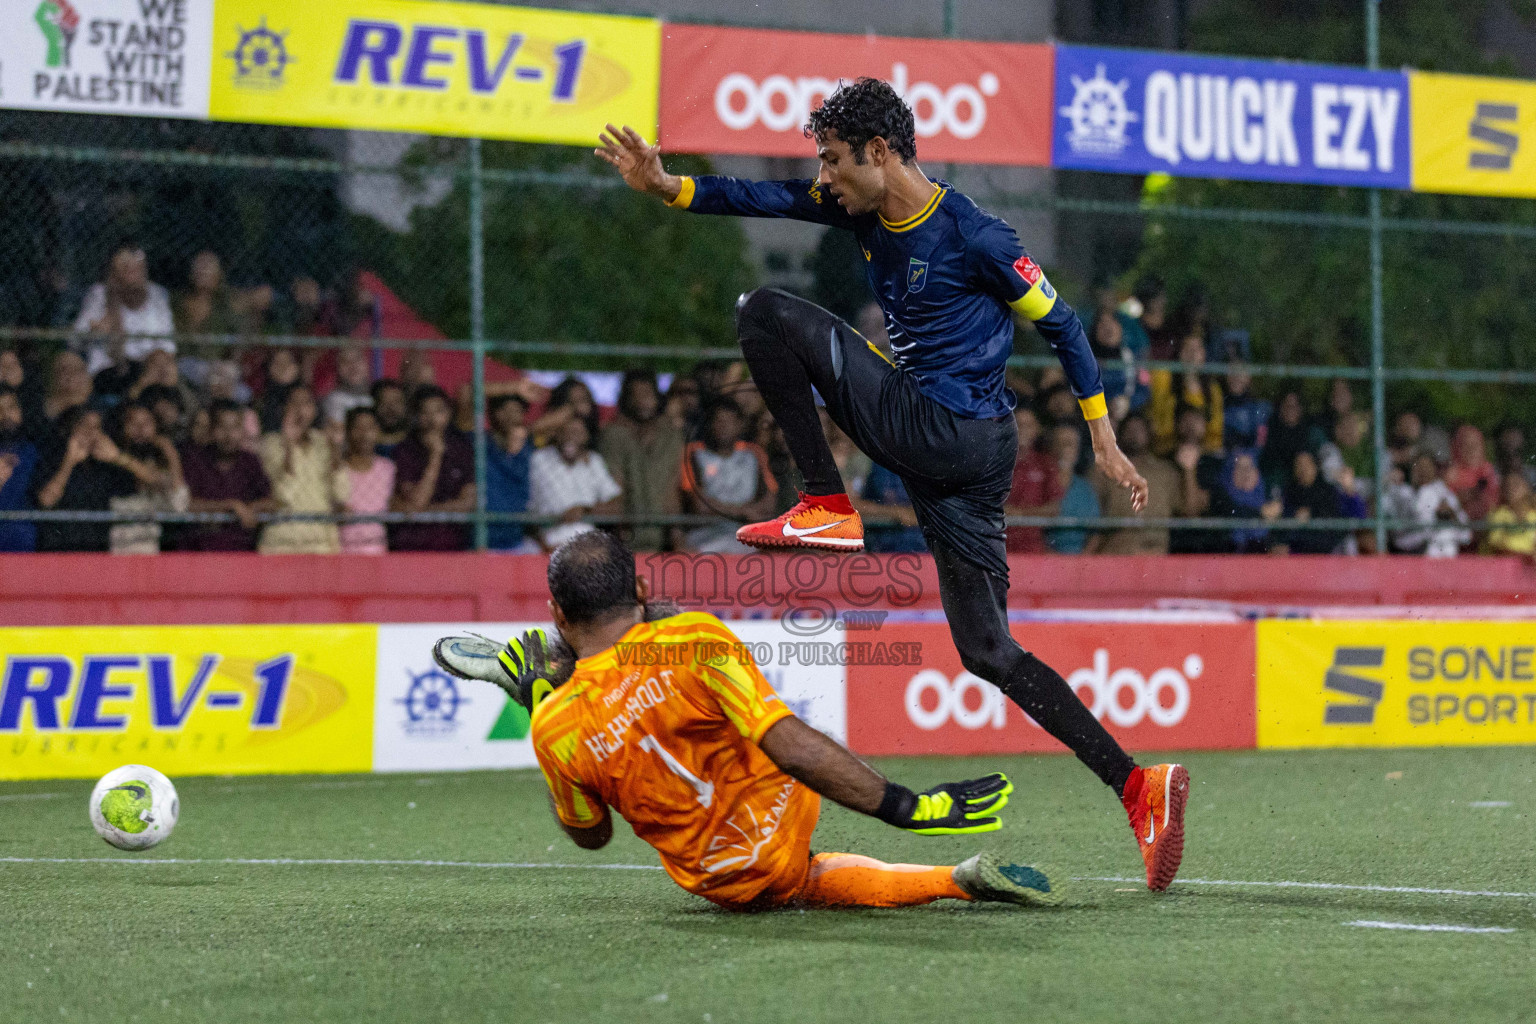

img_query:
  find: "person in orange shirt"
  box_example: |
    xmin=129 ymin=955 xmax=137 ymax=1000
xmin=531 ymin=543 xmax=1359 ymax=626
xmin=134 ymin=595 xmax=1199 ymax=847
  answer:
xmin=434 ymin=531 xmax=1064 ymax=911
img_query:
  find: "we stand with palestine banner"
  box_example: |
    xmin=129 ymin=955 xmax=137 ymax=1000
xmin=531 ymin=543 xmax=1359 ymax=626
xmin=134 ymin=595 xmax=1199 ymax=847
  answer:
xmin=0 ymin=4 xmax=1533 ymax=198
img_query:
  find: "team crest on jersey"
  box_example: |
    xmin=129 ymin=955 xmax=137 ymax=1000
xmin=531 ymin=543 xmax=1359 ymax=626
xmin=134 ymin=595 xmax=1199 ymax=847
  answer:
xmin=907 ymin=258 xmax=929 ymax=294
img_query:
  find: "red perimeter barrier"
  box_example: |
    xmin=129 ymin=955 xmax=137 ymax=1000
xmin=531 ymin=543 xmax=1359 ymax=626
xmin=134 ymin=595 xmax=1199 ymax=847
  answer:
xmin=0 ymin=553 xmax=1531 ymax=626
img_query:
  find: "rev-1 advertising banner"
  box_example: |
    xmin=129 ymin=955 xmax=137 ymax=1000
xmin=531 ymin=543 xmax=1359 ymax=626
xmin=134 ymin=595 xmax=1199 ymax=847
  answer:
xmin=1053 ymin=44 xmax=1411 ymax=189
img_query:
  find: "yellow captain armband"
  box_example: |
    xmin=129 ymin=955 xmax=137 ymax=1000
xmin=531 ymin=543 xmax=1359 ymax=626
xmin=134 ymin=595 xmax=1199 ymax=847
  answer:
xmin=665 ymin=176 xmax=696 ymax=209
xmin=1078 ymin=393 xmax=1108 ymax=420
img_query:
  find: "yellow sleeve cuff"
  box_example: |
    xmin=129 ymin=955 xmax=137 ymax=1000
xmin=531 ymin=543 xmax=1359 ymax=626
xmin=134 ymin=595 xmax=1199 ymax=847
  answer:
xmin=1078 ymin=393 xmax=1108 ymax=420
xmin=666 ymin=176 xmax=696 ymax=209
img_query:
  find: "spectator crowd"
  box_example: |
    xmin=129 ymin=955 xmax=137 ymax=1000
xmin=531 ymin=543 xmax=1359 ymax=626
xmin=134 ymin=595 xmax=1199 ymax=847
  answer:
xmin=0 ymin=245 xmax=1531 ymax=559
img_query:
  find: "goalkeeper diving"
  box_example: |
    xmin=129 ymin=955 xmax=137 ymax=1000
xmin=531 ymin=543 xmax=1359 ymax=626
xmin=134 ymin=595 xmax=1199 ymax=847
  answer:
xmin=434 ymin=530 xmax=1065 ymax=911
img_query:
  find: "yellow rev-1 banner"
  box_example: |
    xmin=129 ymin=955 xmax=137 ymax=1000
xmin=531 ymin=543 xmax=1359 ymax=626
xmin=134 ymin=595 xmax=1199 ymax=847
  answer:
xmin=1411 ymin=70 xmax=1536 ymax=198
xmin=208 ymin=0 xmax=659 ymax=143
xmin=0 ymin=625 xmax=375 ymax=780
xmin=1258 ymin=620 xmax=1536 ymax=749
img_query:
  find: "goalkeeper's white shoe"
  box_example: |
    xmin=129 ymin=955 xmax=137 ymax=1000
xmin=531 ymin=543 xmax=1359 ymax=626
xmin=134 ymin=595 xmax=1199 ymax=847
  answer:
xmin=432 ymin=634 xmax=509 ymax=686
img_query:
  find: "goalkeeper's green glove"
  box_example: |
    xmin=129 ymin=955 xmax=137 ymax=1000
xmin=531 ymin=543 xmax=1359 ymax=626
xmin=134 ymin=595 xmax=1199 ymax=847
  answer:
xmin=496 ymin=628 xmax=571 ymax=712
xmin=874 ymin=773 xmax=1013 ymax=835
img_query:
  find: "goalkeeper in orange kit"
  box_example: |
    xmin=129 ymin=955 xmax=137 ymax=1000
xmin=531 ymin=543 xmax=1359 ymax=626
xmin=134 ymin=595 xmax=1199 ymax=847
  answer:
xmin=434 ymin=531 xmax=1065 ymax=911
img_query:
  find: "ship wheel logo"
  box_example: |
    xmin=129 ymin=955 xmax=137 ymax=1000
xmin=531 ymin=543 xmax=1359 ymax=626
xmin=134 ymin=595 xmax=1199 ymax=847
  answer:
xmin=1060 ymin=64 xmax=1137 ymax=157
xmin=228 ymin=17 xmax=293 ymax=89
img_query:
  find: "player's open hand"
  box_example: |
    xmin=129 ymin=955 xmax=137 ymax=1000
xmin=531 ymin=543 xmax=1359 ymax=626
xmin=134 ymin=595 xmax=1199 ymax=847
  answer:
xmin=595 ymin=124 xmax=676 ymax=200
xmin=885 ymin=773 xmax=1014 ymax=835
xmin=1095 ymin=443 xmax=1149 ymax=512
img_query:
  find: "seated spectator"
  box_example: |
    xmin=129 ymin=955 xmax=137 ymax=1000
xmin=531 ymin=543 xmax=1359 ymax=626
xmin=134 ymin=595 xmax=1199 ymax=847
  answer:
xmin=40 ymin=351 xmax=96 ymax=438
xmin=822 ymin=408 xmax=872 ymax=495
xmin=1210 ymin=449 xmax=1281 ymax=554
xmin=1487 ymin=473 xmax=1536 ymax=557
xmin=182 ymin=400 xmax=275 ymax=551
xmin=1445 ymin=424 xmax=1499 ymax=525
xmin=31 ymin=405 xmax=139 ymax=552
xmin=174 ymin=251 xmax=245 ymax=336
xmin=1279 ymin=451 xmax=1346 ymax=554
xmin=663 ymin=376 xmax=703 ymax=436
xmin=1129 ymin=274 xmax=1170 ymax=360
xmin=1089 ymin=310 xmax=1136 ymax=422
xmin=486 ymin=395 xmax=535 ymax=553
xmin=528 ymin=417 xmax=621 ymax=551
xmin=322 ymin=346 xmax=374 ymax=426
xmin=1317 ymin=378 xmax=1356 ymax=438
xmin=1150 ymin=329 xmax=1222 ymax=456
xmin=1115 ymin=274 xmax=1163 ymax=412
xmin=1092 ymin=414 xmax=1179 ymax=554
xmin=138 ymin=384 xmax=189 ymax=447
xmin=859 ymin=461 xmax=925 ymax=553
xmin=390 ymin=386 xmax=475 ymax=551
xmin=531 ymin=376 xmax=600 ymax=447
xmin=105 ymin=401 xmax=187 ymax=554
xmin=1318 ymin=411 xmax=1373 ymax=491
xmin=285 ymin=275 xmax=339 ymax=337
xmin=371 ymin=379 xmax=410 ymax=453
xmin=679 ymin=400 xmax=776 ymax=553
xmin=1005 ymin=407 xmax=1063 ymax=553
xmin=599 ymin=371 xmax=683 ymax=553
xmin=1387 ymin=411 xmax=1423 ymax=474
xmin=72 ymin=244 xmax=175 ymax=375
xmin=1170 ymin=406 xmax=1228 ymax=554
xmin=1222 ymin=364 xmax=1271 ymax=450
xmin=1387 ymin=453 xmax=1470 ymax=558
xmin=258 ymin=386 xmax=346 ymax=555
xmin=338 ymin=407 xmax=395 ymax=556
xmin=1259 ymin=390 xmax=1315 ymax=491
xmin=256 ymin=348 xmax=304 ymax=434
xmin=0 ymin=386 xmax=40 ymax=551
xmin=126 ymin=349 xmax=199 ymax=413
xmin=1495 ymin=424 xmax=1536 ymax=488
xmin=1036 ymin=378 xmax=1082 ymax=429
xmin=1045 ymin=424 xmax=1100 ymax=555
xmin=755 ymin=416 xmax=798 ymax=515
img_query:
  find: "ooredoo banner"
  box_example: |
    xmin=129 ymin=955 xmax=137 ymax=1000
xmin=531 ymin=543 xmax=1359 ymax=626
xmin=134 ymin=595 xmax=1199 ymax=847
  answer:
xmin=846 ymin=622 xmax=1256 ymax=756
xmin=659 ymin=23 xmax=1053 ymax=165
xmin=1053 ymin=44 xmax=1411 ymax=189
xmin=1258 ymin=620 xmax=1536 ymax=749
xmin=0 ymin=624 xmax=374 ymax=780
xmin=0 ymin=0 xmax=214 ymax=118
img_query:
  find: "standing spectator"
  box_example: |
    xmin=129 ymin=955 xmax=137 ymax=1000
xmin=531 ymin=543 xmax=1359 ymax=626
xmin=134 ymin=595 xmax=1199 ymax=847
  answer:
xmin=1387 ymin=453 xmax=1470 ymax=557
xmin=1222 ymin=364 xmax=1271 ymax=450
xmin=599 ymin=371 xmax=684 ymax=552
xmin=1115 ymin=275 xmax=1162 ymax=412
xmin=1150 ymin=329 xmax=1222 ymax=455
xmin=0 ymin=386 xmax=39 ymax=551
xmin=528 ymin=417 xmax=621 ymax=550
xmin=1004 ymin=407 xmax=1063 ymax=553
xmin=1092 ymin=414 xmax=1180 ymax=554
xmin=859 ymin=461 xmax=925 ymax=553
xmin=107 ymin=402 xmax=187 ymax=555
xmin=1089 ymin=310 xmax=1137 ymax=422
xmin=255 ymin=348 xmax=304 ymax=434
xmin=1445 ymin=424 xmax=1499 ymax=525
xmin=531 ymin=376 xmax=600 ymax=447
xmin=31 ymin=406 xmax=138 ymax=552
xmin=679 ymin=400 xmax=777 ymax=553
xmin=371 ymin=379 xmax=410 ymax=453
xmin=1494 ymin=424 xmax=1536 ymax=488
xmin=1279 ymin=451 xmax=1346 ymax=554
xmin=72 ymin=244 xmax=175 ymax=375
xmin=485 ymin=395 xmax=535 ymax=552
xmin=322 ymin=346 xmax=374 ymax=426
xmin=338 ymin=407 xmax=395 ymax=555
xmin=1259 ymin=390 xmax=1315 ymax=491
xmin=1170 ymin=406 xmax=1228 ymax=554
xmin=258 ymin=386 xmax=347 ymax=555
xmin=1211 ymin=450 xmax=1281 ymax=553
xmin=1486 ymin=473 xmax=1536 ymax=556
xmin=1045 ymin=423 xmax=1100 ymax=555
xmin=182 ymin=400 xmax=275 ymax=551
xmin=390 ymin=386 xmax=475 ymax=551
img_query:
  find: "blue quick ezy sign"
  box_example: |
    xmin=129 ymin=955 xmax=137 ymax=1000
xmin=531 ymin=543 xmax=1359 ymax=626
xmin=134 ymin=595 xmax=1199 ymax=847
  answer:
xmin=1053 ymin=45 xmax=1411 ymax=189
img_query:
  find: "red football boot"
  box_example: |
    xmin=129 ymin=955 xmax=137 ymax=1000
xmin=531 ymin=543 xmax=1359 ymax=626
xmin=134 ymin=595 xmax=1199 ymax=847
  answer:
xmin=735 ymin=493 xmax=864 ymax=551
xmin=1123 ymin=763 xmax=1190 ymax=891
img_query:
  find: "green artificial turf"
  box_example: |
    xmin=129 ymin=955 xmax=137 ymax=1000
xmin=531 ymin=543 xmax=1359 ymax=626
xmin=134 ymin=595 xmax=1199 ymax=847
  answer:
xmin=3 ymin=748 xmax=1534 ymax=1023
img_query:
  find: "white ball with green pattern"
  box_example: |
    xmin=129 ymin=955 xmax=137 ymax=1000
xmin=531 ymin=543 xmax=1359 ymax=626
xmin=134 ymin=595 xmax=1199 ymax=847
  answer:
xmin=89 ymin=765 xmax=179 ymax=851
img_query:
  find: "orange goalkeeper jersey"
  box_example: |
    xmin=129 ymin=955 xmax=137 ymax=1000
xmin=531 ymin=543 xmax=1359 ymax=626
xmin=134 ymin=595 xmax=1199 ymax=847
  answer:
xmin=530 ymin=612 xmax=821 ymax=906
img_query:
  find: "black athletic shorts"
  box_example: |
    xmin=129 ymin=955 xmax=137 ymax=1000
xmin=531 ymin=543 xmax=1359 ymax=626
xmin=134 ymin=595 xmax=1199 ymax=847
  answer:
xmin=782 ymin=295 xmax=1018 ymax=580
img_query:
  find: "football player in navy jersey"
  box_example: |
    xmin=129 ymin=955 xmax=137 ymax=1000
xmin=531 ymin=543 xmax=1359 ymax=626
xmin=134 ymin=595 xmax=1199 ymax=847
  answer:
xmin=597 ymin=78 xmax=1188 ymax=890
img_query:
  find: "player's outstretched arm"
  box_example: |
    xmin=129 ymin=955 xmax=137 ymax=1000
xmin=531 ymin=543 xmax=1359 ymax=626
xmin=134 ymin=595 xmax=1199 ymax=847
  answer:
xmin=595 ymin=124 xmax=684 ymax=202
xmin=758 ymin=716 xmax=1012 ymax=835
xmin=1087 ymin=415 xmax=1150 ymax=513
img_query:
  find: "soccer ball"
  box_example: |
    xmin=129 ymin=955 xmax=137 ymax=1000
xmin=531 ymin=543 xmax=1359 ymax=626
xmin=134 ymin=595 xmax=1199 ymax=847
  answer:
xmin=89 ymin=764 xmax=179 ymax=851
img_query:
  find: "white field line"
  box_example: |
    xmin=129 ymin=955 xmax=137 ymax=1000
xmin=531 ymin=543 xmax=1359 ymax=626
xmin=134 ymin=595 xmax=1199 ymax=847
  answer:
xmin=0 ymin=856 xmax=664 ymax=870
xmin=1345 ymin=920 xmax=1515 ymax=934
xmin=1468 ymin=801 xmax=1513 ymax=808
xmin=1078 ymin=876 xmax=1536 ymax=899
xmin=0 ymin=792 xmax=63 ymax=802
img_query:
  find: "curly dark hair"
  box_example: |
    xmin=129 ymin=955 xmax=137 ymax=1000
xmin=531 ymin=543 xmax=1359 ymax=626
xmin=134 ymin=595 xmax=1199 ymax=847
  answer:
xmin=804 ymin=77 xmax=917 ymax=164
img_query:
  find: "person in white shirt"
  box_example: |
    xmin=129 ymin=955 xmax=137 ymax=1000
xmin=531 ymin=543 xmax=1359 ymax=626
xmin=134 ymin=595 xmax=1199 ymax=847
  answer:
xmin=1387 ymin=452 xmax=1471 ymax=557
xmin=528 ymin=417 xmax=622 ymax=550
xmin=73 ymin=245 xmax=175 ymax=374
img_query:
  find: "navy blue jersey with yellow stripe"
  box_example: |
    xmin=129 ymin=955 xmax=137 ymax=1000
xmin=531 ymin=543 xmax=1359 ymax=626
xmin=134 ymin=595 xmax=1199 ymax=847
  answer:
xmin=669 ymin=174 xmax=1106 ymax=421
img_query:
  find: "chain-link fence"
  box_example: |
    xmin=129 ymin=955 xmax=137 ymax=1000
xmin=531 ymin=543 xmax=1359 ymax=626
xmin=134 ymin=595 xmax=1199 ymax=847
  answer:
xmin=1 ymin=105 xmax=1534 ymax=556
